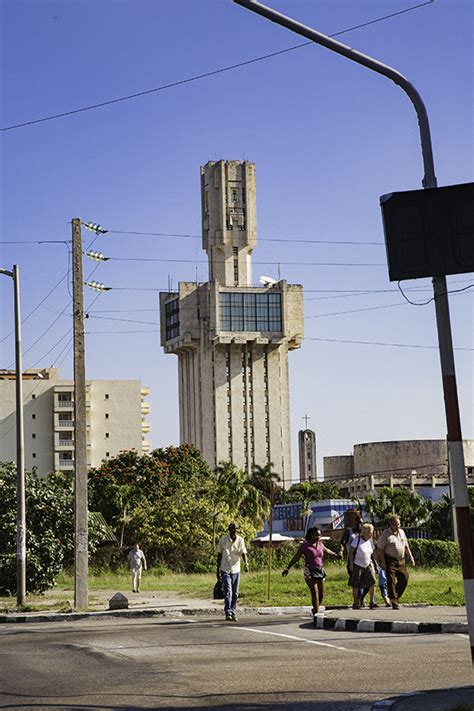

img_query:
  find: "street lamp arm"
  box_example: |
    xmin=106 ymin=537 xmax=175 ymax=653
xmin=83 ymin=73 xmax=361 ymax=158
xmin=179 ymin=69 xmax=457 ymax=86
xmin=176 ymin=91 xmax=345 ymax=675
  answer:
xmin=233 ymin=0 xmax=437 ymax=188
xmin=0 ymin=267 xmax=14 ymax=278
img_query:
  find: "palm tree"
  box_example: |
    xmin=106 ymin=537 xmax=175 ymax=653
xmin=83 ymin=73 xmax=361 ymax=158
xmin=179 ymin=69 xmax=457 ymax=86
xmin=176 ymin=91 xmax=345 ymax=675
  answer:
xmin=251 ymin=462 xmax=281 ymax=499
xmin=211 ymin=462 xmax=270 ymax=539
xmin=428 ymin=494 xmax=453 ymax=540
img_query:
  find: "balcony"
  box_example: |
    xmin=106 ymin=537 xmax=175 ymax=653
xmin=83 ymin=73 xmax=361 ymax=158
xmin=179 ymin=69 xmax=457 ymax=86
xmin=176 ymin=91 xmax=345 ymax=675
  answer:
xmin=57 ymin=460 xmax=75 ymax=470
xmin=57 ymin=400 xmax=73 ymax=408
xmin=58 ymin=438 xmax=74 ymax=447
xmin=141 ymin=423 xmax=151 ymax=433
xmin=57 ymin=420 xmax=73 ymax=428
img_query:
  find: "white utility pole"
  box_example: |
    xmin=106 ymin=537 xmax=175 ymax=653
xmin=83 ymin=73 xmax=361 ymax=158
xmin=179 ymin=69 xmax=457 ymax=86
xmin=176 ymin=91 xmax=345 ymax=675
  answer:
xmin=0 ymin=265 xmax=26 ymax=606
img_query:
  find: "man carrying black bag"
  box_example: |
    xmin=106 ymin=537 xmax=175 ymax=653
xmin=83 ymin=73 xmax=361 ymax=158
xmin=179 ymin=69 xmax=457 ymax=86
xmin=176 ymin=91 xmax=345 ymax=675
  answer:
xmin=216 ymin=522 xmax=249 ymax=621
xmin=213 ymin=578 xmax=224 ymax=600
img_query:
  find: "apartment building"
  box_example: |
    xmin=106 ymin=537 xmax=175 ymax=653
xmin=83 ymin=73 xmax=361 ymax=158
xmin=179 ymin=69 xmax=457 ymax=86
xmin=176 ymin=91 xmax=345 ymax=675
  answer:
xmin=0 ymin=368 xmax=151 ymax=476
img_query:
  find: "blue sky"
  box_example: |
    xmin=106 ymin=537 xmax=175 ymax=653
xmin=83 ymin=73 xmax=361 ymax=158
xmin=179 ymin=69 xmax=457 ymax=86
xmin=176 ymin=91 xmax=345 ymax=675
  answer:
xmin=1 ymin=0 xmax=473 ymax=480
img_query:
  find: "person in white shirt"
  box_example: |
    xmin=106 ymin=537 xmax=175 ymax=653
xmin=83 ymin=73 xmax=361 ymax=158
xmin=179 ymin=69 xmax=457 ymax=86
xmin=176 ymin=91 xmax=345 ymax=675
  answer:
xmin=348 ymin=523 xmax=377 ymax=609
xmin=216 ymin=523 xmax=249 ymax=621
xmin=127 ymin=543 xmax=147 ymax=593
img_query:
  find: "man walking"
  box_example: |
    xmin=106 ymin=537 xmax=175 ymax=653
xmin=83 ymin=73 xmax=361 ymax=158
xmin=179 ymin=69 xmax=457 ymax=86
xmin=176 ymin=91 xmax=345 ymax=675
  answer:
xmin=127 ymin=543 xmax=147 ymax=593
xmin=216 ymin=522 xmax=249 ymax=621
xmin=377 ymin=515 xmax=415 ymax=609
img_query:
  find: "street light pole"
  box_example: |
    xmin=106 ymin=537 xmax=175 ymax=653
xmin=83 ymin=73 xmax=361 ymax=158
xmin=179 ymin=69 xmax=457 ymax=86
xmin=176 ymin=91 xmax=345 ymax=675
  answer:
xmin=0 ymin=265 xmax=26 ymax=606
xmin=233 ymin=0 xmax=474 ymax=663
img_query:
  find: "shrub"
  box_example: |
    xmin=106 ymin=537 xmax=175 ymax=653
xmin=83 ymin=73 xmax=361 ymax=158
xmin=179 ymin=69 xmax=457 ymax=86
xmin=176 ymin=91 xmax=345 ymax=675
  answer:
xmin=409 ymin=538 xmax=460 ymax=567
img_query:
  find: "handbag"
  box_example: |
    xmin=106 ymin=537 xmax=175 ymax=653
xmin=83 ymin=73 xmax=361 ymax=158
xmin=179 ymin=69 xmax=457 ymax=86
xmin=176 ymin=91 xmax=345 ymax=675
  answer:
xmin=213 ymin=579 xmax=225 ymax=600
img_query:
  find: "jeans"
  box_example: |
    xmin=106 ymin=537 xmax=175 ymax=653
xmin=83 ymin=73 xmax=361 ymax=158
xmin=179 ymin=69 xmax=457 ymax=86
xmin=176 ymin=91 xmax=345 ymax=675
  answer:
xmin=378 ymin=568 xmax=389 ymax=599
xmin=221 ymin=571 xmax=240 ymax=616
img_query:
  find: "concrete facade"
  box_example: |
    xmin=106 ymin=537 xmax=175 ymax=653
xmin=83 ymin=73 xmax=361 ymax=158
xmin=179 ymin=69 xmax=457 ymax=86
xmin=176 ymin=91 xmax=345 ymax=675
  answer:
xmin=160 ymin=161 xmax=304 ymax=487
xmin=298 ymin=429 xmax=317 ymax=482
xmin=0 ymin=368 xmax=151 ymax=476
xmin=323 ymin=439 xmax=474 ymax=497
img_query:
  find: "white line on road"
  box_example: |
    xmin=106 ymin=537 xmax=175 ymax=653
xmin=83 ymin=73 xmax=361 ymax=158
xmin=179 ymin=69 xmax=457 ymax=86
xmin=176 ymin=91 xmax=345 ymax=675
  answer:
xmin=234 ymin=626 xmax=378 ymax=655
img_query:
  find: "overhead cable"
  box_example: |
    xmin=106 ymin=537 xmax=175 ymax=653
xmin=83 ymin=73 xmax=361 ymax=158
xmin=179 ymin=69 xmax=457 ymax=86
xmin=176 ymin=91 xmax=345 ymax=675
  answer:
xmin=1 ymin=1 xmax=435 ymax=132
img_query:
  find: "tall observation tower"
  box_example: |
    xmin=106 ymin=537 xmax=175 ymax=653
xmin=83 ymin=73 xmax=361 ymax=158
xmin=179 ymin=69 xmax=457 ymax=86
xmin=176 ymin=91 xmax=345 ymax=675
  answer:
xmin=159 ymin=160 xmax=303 ymax=487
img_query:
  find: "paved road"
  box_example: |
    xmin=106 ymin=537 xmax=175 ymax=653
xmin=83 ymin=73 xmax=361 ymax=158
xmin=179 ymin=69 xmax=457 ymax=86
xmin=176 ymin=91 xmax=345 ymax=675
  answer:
xmin=0 ymin=614 xmax=471 ymax=710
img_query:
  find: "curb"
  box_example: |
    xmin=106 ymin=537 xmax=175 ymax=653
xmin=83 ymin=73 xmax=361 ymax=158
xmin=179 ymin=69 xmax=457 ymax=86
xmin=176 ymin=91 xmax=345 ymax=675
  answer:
xmin=370 ymin=685 xmax=474 ymax=709
xmin=313 ymin=613 xmax=468 ymax=635
xmin=0 ymin=605 xmax=312 ymax=624
xmin=0 ymin=606 xmax=468 ymax=634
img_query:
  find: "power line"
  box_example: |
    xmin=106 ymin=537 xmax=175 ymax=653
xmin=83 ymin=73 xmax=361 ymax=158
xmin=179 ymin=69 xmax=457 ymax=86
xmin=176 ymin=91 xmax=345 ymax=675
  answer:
xmin=108 ymin=256 xmax=385 ymax=267
xmin=0 ymin=271 xmax=68 ymax=344
xmin=84 ymin=331 xmax=472 ymax=351
xmin=306 ymin=302 xmax=407 ymax=318
xmin=0 ymin=232 xmax=384 ymax=246
xmin=306 ymin=336 xmax=473 ymax=351
xmin=107 ymin=230 xmax=383 ymax=247
xmin=86 ymin=314 xmax=158 ymax=326
xmin=350 ymin=461 xmax=447 ymax=476
xmin=398 ymin=280 xmax=474 ymax=305
xmin=1 ymin=1 xmax=436 ymax=132
xmin=81 ymin=280 xmax=472 ymax=312
xmin=86 ymin=329 xmax=159 ymax=335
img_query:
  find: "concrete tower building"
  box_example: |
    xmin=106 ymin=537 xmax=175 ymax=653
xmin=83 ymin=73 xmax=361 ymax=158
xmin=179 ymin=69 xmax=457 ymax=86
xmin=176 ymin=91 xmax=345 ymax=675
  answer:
xmin=160 ymin=160 xmax=303 ymax=487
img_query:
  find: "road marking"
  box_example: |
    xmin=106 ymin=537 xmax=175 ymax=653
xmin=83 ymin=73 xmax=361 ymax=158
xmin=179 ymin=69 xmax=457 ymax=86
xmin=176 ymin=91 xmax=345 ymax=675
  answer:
xmin=234 ymin=626 xmax=378 ymax=655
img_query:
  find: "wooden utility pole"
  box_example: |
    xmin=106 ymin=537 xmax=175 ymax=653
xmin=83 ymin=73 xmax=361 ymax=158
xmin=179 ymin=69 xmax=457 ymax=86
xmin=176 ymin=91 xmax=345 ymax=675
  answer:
xmin=267 ymin=481 xmax=275 ymax=601
xmin=72 ymin=218 xmax=88 ymax=609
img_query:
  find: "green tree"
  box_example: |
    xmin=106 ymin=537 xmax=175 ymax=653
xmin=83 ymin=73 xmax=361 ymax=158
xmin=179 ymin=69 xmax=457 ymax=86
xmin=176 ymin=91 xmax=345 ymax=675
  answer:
xmin=427 ymin=493 xmax=453 ymax=540
xmin=283 ymin=481 xmax=342 ymax=504
xmin=89 ymin=445 xmax=237 ymax=571
xmin=363 ymin=487 xmax=430 ymax=527
xmin=0 ymin=463 xmax=106 ymax=595
xmin=427 ymin=488 xmax=474 ymax=540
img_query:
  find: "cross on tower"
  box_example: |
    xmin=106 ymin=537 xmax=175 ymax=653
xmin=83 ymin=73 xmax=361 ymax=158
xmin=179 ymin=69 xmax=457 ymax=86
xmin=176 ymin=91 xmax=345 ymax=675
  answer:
xmin=302 ymin=414 xmax=310 ymax=430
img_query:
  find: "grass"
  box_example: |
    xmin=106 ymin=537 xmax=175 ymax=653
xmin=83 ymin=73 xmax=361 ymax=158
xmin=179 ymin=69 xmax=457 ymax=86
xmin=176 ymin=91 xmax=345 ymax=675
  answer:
xmin=0 ymin=562 xmax=465 ymax=613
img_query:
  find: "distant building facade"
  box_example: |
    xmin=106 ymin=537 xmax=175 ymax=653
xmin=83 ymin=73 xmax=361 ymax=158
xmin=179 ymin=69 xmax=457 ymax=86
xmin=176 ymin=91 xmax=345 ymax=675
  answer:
xmin=298 ymin=428 xmax=317 ymax=482
xmin=323 ymin=439 xmax=474 ymax=499
xmin=263 ymin=499 xmax=356 ymax=538
xmin=159 ymin=160 xmax=304 ymax=486
xmin=0 ymin=368 xmax=151 ymax=476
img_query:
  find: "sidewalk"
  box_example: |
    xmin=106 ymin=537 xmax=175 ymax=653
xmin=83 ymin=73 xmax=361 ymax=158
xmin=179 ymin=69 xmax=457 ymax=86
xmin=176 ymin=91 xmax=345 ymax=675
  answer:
xmin=0 ymin=588 xmax=468 ymax=634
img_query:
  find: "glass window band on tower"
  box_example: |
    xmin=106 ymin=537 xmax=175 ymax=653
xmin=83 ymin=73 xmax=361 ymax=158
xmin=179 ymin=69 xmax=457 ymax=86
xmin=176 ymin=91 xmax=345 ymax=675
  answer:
xmin=219 ymin=292 xmax=282 ymax=332
xmin=165 ymin=298 xmax=180 ymax=340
